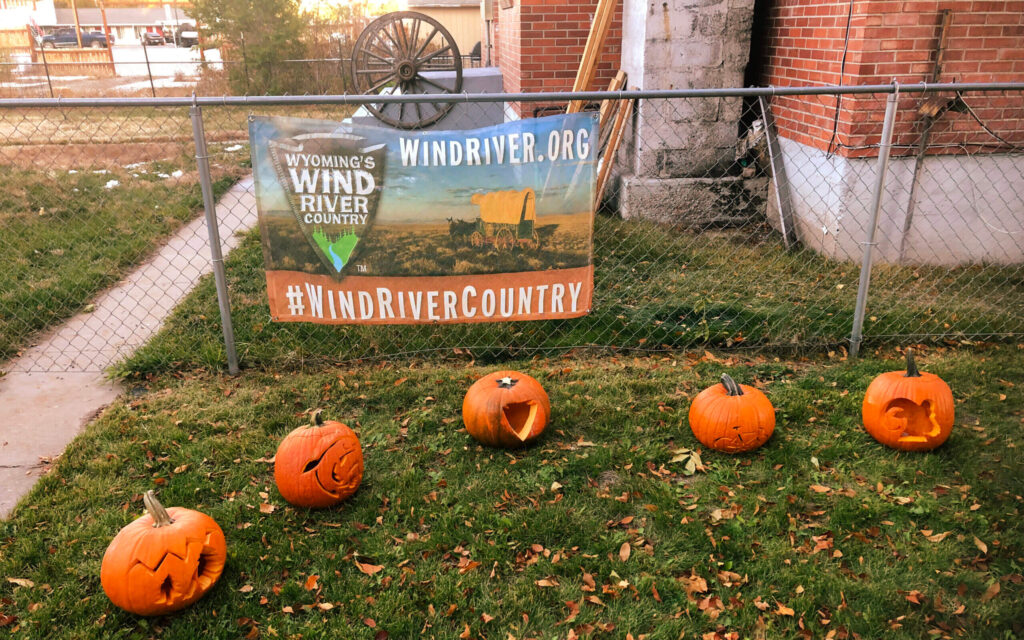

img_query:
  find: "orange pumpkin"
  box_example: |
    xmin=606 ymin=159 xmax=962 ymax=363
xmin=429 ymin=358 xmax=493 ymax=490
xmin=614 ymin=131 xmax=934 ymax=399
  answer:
xmin=274 ymin=410 xmax=364 ymax=508
xmin=862 ymin=348 xmax=954 ymax=451
xmin=100 ymin=490 xmax=226 ymax=616
xmin=688 ymin=373 xmax=775 ymax=453
xmin=462 ymin=371 xmax=550 ymax=448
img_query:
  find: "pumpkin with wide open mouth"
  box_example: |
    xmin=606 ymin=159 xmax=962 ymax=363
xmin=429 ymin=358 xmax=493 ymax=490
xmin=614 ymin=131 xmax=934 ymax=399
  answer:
xmin=462 ymin=370 xmax=550 ymax=448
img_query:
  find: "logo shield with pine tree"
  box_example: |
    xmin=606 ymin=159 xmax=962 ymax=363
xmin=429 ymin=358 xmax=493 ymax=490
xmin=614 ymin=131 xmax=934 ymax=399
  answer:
xmin=268 ymin=133 xmax=386 ymax=277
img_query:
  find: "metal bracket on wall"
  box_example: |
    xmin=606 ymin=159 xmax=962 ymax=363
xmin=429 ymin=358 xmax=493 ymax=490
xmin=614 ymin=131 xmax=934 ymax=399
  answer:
xmin=758 ymin=96 xmax=799 ymax=250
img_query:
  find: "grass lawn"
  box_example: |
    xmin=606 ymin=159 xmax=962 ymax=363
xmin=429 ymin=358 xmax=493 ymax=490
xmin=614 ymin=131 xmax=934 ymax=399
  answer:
xmin=0 ymin=157 xmax=240 ymax=363
xmin=2 ymin=345 xmax=1021 ymax=638
xmin=0 ymin=104 xmax=358 ymax=365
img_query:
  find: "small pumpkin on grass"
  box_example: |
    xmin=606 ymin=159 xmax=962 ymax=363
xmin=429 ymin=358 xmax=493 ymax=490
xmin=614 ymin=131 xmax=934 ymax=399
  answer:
xmin=688 ymin=373 xmax=775 ymax=453
xmin=274 ymin=409 xmax=364 ymax=508
xmin=862 ymin=348 xmax=954 ymax=451
xmin=100 ymin=490 xmax=226 ymax=616
xmin=462 ymin=370 xmax=550 ymax=448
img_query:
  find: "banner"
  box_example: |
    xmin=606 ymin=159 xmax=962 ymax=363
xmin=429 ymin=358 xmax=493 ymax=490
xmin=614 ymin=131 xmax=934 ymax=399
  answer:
xmin=250 ymin=113 xmax=596 ymax=325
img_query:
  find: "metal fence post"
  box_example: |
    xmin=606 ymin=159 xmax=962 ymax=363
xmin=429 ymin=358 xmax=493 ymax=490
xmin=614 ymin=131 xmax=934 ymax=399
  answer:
xmin=141 ymin=40 xmax=156 ymax=98
xmin=849 ymin=84 xmax=900 ymax=358
xmin=190 ymin=101 xmax=240 ymax=374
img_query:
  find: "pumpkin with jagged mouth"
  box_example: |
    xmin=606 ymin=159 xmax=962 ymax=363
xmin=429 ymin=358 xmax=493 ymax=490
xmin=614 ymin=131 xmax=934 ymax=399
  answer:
xmin=101 ymin=491 xmax=226 ymax=616
xmin=274 ymin=410 xmax=364 ymax=508
xmin=462 ymin=371 xmax=550 ymax=448
xmin=862 ymin=349 xmax=954 ymax=451
xmin=688 ymin=374 xmax=775 ymax=453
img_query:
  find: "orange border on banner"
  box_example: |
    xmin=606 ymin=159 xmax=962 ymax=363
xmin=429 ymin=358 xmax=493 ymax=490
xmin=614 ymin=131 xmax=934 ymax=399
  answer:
xmin=266 ymin=266 xmax=594 ymax=325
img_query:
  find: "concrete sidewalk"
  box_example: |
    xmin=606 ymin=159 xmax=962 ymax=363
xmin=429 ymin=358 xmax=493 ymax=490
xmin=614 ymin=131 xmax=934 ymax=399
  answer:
xmin=0 ymin=176 xmax=256 ymax=518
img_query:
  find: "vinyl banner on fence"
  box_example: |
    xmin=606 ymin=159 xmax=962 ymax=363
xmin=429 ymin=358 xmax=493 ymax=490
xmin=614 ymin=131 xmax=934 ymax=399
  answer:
xmin=249 ymin=113 xmax=596 ymax=325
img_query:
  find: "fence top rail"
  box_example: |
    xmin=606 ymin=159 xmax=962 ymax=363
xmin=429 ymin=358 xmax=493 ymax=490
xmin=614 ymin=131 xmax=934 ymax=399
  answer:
xmin=1 ymin=82 xmax=1022 ymax=109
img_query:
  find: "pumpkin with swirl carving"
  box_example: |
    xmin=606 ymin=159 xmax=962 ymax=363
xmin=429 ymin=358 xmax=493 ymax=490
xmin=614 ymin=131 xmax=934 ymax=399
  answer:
xmin=274 ymin=410 xmax=364 ymax=508
xmin=862 ymin=349 xmax=954 ymax=451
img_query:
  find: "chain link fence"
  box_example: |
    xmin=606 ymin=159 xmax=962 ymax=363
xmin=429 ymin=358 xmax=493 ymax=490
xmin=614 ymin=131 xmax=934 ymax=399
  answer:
xmin=0 ymin=84 xmax=1021 ymax=374
xmin=0 ymin=54 xmax=488 ymax=99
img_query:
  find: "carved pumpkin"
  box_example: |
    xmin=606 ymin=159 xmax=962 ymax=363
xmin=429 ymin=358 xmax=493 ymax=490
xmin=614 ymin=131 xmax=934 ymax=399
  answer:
xmin=274 ymin=410 xmax=364 ymax=508
xmin=462 ymin=370 xmax=550 ymax=448
xmin=688 ymin=374 xmax=775 ymax=453
xmin=100 ymin=490 xmax=226 ymax=616
xmin=862 ymin=348 xmax=954 ymax=451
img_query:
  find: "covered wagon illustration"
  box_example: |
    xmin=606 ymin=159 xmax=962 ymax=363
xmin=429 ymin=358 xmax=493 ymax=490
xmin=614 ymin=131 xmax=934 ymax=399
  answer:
xmin=468 ymin=188 xmax=540 ymax=250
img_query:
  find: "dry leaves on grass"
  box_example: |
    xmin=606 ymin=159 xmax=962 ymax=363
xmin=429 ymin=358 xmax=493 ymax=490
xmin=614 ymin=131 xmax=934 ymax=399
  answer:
xmin=980 ymin=581 xmax=1000 ymax=602
xmin=775 ymin=603 xmax=795 ymax=616
xmin=618 ymin=542 xmax=631 ymax=562
xmin=921 ymin=530 xmax=951 ymax=543
xmin=974 ymin=536 xmax=988 ymax=554
xmin=355 ymin=559 xmax=384 ymax=575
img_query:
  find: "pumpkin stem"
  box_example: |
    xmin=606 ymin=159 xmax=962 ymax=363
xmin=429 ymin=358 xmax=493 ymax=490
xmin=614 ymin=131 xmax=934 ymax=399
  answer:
xmin=143 ymin=490 xmax=174 ymax=528
xmin=904 ymin=348 xmax=921 ymax=378
xmin=310 ymin=408 xmax=324 ymax=427
xmin=720 ymin=373 xmax=744 ymax=396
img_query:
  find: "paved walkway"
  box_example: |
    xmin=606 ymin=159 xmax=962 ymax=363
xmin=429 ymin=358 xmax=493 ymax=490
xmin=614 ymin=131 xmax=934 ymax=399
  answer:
xmin=0 ymin=176 xmax=256 ymax=518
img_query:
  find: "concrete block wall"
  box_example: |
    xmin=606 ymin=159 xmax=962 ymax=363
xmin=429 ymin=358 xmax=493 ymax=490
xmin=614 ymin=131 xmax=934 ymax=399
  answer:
xmin=622 ymin=0 xmax=756 ymax=178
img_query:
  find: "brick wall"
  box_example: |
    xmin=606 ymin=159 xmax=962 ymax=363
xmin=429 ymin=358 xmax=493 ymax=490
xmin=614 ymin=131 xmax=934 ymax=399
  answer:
xmin=494 ymin=0 xmax=623 ymax=117
xmin=760 ymin=0 xmax=1024 ymax=157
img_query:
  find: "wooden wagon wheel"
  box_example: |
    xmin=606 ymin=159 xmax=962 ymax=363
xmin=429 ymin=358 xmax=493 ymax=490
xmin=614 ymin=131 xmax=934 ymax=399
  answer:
xmin=470 ymin=231 xmax=484 ymax=247
xmin=495 ymin=228 xmax=515 ymax=251
xmin=351 ymin=11 xmax=463 ymax=130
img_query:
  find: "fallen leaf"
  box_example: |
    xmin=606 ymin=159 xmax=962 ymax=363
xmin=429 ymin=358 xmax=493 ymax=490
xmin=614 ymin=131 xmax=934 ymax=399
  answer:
xmin=775 ymin=603 xmax=795 ymax=616
xmin=905 ymin=590 xmax=924 ymax=604
xmin=304 ymin=575 xmax=319 ymax=591
xmin=239 ymin=585 xmax=254 ymax=593
xmin=318 ymin=602 xmax=334 ymax=611
xmin=925 ymin=531 xmax=951 ymax=543
xmin=363 ymin=617 xmax=376 ymax=628
xmin=535 ymin=578 xmax=559 ymax=587
xmin=6 ymin=578 xmax=34 ymax=588
xmin=979 ymin=581 xmax=1000 ymax=602
xmin=618 ymin=542 xmax=631 ymax=562
xmin=356 ymin=560 xmax=385 ymax=575
xmin=809 ymin=484 xmax=831 ymax=494
xmin=974 ymin=536 xmax=988 ymax=555
xmin=550 ymin=481 xmax=563 ymax=492
xmin=460 ymin=623 xmax=471 ymax=639
xmin=481 ymin=613 xmax=495 ymax=623
xmin=259 ymin=503 xmax=275 ymax=514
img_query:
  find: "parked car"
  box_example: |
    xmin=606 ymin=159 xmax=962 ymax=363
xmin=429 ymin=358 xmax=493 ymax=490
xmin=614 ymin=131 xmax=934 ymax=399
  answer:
xmin=175 ymin=24 xmax=199 ymax=47
xmin=141 ymin=31 xmax=164 ymax=46
xmin=40 ymin=28 xmax=108 ymax=49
